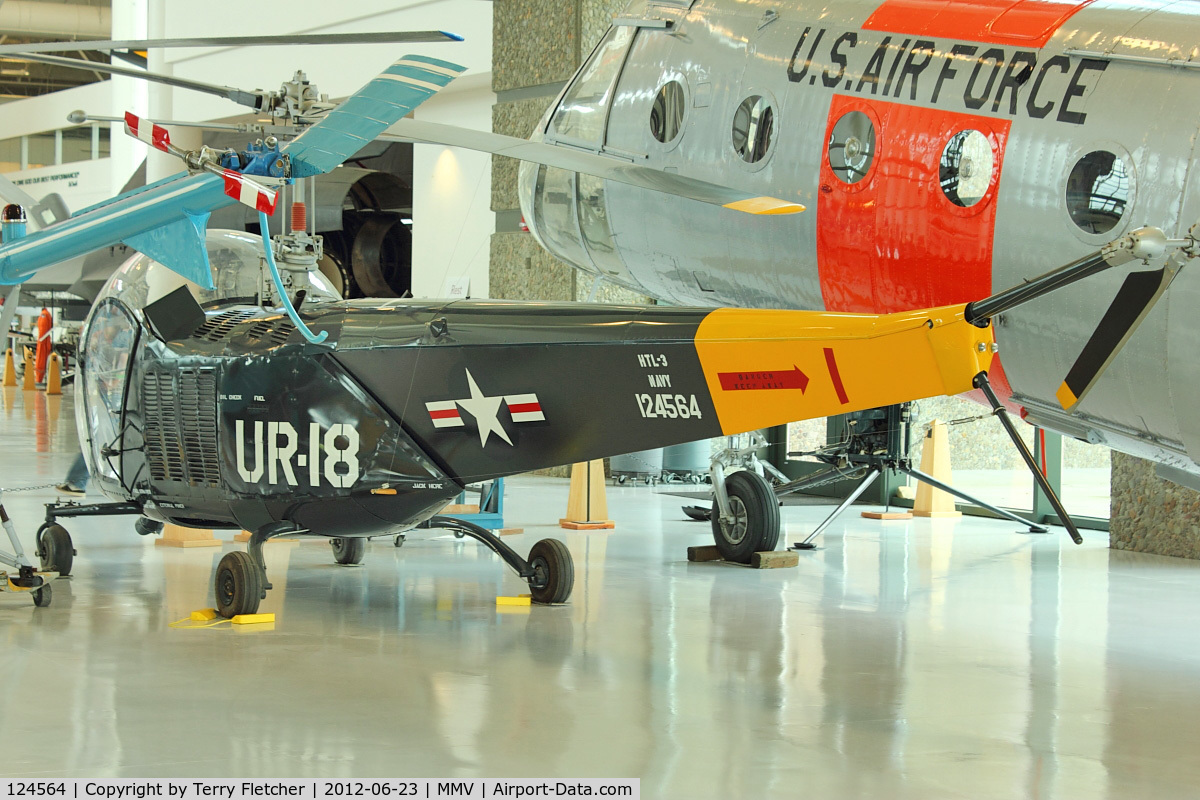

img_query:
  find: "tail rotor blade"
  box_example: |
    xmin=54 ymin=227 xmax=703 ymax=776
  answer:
xmin=1057 ymin=267 xmax=1174 ymax=412
xmin=123 ymin=111 xmax=172 ymax=153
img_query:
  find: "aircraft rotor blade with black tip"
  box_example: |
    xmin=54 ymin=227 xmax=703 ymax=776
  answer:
xmin=0 ymin=31 xmax=464 ymax=56
xmin=1056 ymin=266 xmax=1178 ymax=412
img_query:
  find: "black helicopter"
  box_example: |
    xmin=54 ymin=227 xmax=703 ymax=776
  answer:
xmin=33 ymin=214 xmax=1153 ymax=619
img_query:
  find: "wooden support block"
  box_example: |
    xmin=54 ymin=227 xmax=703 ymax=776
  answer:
xmin=156 ymin=524 xmax=222 ymax=548
xmin=559 ymin=520 xmax=615 ymax=530
xmin=496 ymin=595 xmax=532 ymax=607
xmin=862 ymin=511 xmax=913 ymax=520
xmin=687 ymin=545 xmax=723 ymax=562
xmin=562 ymin=460 xmax=613 ymax=530
xmin=751 ymin=550 xmax=800 ymax=569
xmin=442 ymin=503 xmax=481 ymax=515
xmin=689 ymin=545 xmax=799 ymax=569
xmin=498 ymin=528 xmax=524 ymax=536
xmin=913 ymin=420 xmax=962 ymax=519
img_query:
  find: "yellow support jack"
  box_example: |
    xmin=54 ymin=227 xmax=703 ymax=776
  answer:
xmin=44 ymin=353 xmax=62 ymax=396
xmin=21 ymin=347 xmax=34 ymax=391
xmin=2 ymin=348 xmax=15 ymax=387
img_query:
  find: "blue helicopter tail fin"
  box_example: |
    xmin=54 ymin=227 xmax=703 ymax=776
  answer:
xmin=123 ymin=211 xmax=215 ymax=290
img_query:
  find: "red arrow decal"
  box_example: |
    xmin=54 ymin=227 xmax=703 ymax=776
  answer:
xmin=718 ymin=366 xmax=809 ymax=392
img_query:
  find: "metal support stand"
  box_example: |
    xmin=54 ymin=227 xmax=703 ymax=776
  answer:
xmin=0 ymin=285 xmax=21 ymax=346
xmin=788 ymin=393 xmax=1065 ymax=550
xmin=973 ymin=372 xmax=1083 ymax=544
xmin=422 ymin=515 xmax=535 ymax=579
xmin=0 ymin=493 xmax=33 ymax=572
xmin=903 ymin=465 xmax=1049 ymax=533
xmin=793 ymin=467 xmax=882 ymax=550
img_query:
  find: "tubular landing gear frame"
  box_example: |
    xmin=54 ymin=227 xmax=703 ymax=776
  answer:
xmin=213 ymin=515 xmax=577 ymax=618
xmin=36 ymin=499 xmax=143 ymax=576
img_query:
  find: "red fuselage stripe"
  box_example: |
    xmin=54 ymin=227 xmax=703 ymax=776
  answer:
xmin=824 ymin=348 xmax=850 ymax=405
xmin=507 ymin=403 xmax=542 ymax=415
xmin=863 ymin=0 xmax=1096 ymax=48
xmin=429 ymin=409 xmax=460 ymax=420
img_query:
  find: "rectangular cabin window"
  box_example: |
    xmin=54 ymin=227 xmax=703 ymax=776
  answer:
xmin=550 ymin=25 xmax=635 ymax=147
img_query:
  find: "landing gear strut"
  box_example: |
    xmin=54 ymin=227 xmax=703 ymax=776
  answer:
xmin=419 ymin=515 xmax=575 ymax=604
xmin=709 ymin=469 xmax=780 ymax=563
xmin=214 ymin=521 xmax=295 ymax=618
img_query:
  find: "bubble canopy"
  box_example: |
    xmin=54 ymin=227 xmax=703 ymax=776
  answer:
xmin=92 ymin=228 xmax=338 ymax=313
xmin=77 ymin=229 xmax=339 ymax=499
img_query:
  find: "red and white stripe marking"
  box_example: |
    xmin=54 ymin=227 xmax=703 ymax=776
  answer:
xmin=123 ymin=111 xmax=171 ymax=153
xmin=504 ymin=394 xmax=544 ymax=423
xmin=221 ymin=170 xmax=277 ymax=214
xmin=426 ymin=400 xmax=464 ymax=428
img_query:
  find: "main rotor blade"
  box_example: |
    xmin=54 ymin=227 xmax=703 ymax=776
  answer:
xmin=0 ymin=31 xmax=464 ymax=56
xmin=285 ymin=55 xmax=466 ymax=178
xmin=16 ymin=53 xmax=262 ymax=108
xmin=1056 ymin=267 xmax=1175 ymax=412
xmin=381 ymin=120 xmax=806 ymax=215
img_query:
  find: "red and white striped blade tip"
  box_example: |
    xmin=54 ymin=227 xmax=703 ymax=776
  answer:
xmin=123 ymin=111 xmax=171 ymax=153
xmin=221 ymin=170 xmax=277 ymax=214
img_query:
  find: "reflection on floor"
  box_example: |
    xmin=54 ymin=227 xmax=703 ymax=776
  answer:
xmin=1 ymin=388 xmax=1198 ymax=798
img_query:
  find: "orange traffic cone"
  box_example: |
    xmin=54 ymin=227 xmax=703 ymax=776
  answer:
xmin=45 ymin=352 xmax=61 ymax=395
xmin=2 ymin=348 xmax=14 ymax=387
xmin=22 ymin=347 xmax=34 ymax=390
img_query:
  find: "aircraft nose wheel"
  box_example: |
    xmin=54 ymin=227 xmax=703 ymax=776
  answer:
xmin=711 ymin=470 xmax=780 ymax=563
xmin=331 ymin=537 xmax=366 ymax=565
xmin=36 ymin=523 xmax=74 ymax=577
xmin=215 ymin=550 xmax=263 ymax=618
xmin=526 ymin=538 xmax=574 ymax=605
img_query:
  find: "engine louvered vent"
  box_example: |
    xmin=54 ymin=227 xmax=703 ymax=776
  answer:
xmin=142 ymin=367 xmax=220 ymax=488
xmin=192 ymin=309 xmax=256 ymax=343
xmin=178 ymin=368 xmax=221 ymax=487
xmin=269 ymin=321 xmax=295 ymax=346
xmin=243 ymin=319 xmax=295 ymax=347
xmin=143 ymin=371 xmax=184 ymax=483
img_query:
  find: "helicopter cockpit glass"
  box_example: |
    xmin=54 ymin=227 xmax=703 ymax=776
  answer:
xmin=549 ymin=25 xmax=635 ymax=146
xmin=78 ymin=300 xmax=136 ymax=486
xmin=76 ymin=229 xmax=340 ymax=497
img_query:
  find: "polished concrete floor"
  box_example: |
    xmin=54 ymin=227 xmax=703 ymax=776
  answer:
xmin=3 ymin=387 xmax=1200 ymax=798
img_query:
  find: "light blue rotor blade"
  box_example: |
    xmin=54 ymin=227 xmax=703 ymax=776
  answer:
xmin=285 ymin=55 xmax=466 ymax=178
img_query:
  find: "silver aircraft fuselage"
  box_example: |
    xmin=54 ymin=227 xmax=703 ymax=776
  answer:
xmin=519 ymin=0 xmax=1200 ymax=476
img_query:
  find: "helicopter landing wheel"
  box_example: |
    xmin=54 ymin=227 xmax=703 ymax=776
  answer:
xmin=393 ymin=534 xmax=405 ymax=548
xmin=331 ymin=537 xmax=366 ymax=565
xmin=215 ymin=551 xmax=262 ymax=618
xmin=32 ymin=583 xmax=51 ymax=608
xmin=710 ymin=470 xmax=780 ymax=564
xmin=526 ymin=538 xmax=574 ymax=605
xmin=37 ymin=523 xmax=74 ymax=577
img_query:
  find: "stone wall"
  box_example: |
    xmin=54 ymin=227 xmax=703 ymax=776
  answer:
xmin=491 ymin=0 xmax=630 ymax=303
xmin=1111 ymin=453 xmax=1200 ymax=558
xmin=908 ymin=395 xmax=1110 ymax=471
xmin=491 ymin=1 xmax=640 ymax=478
